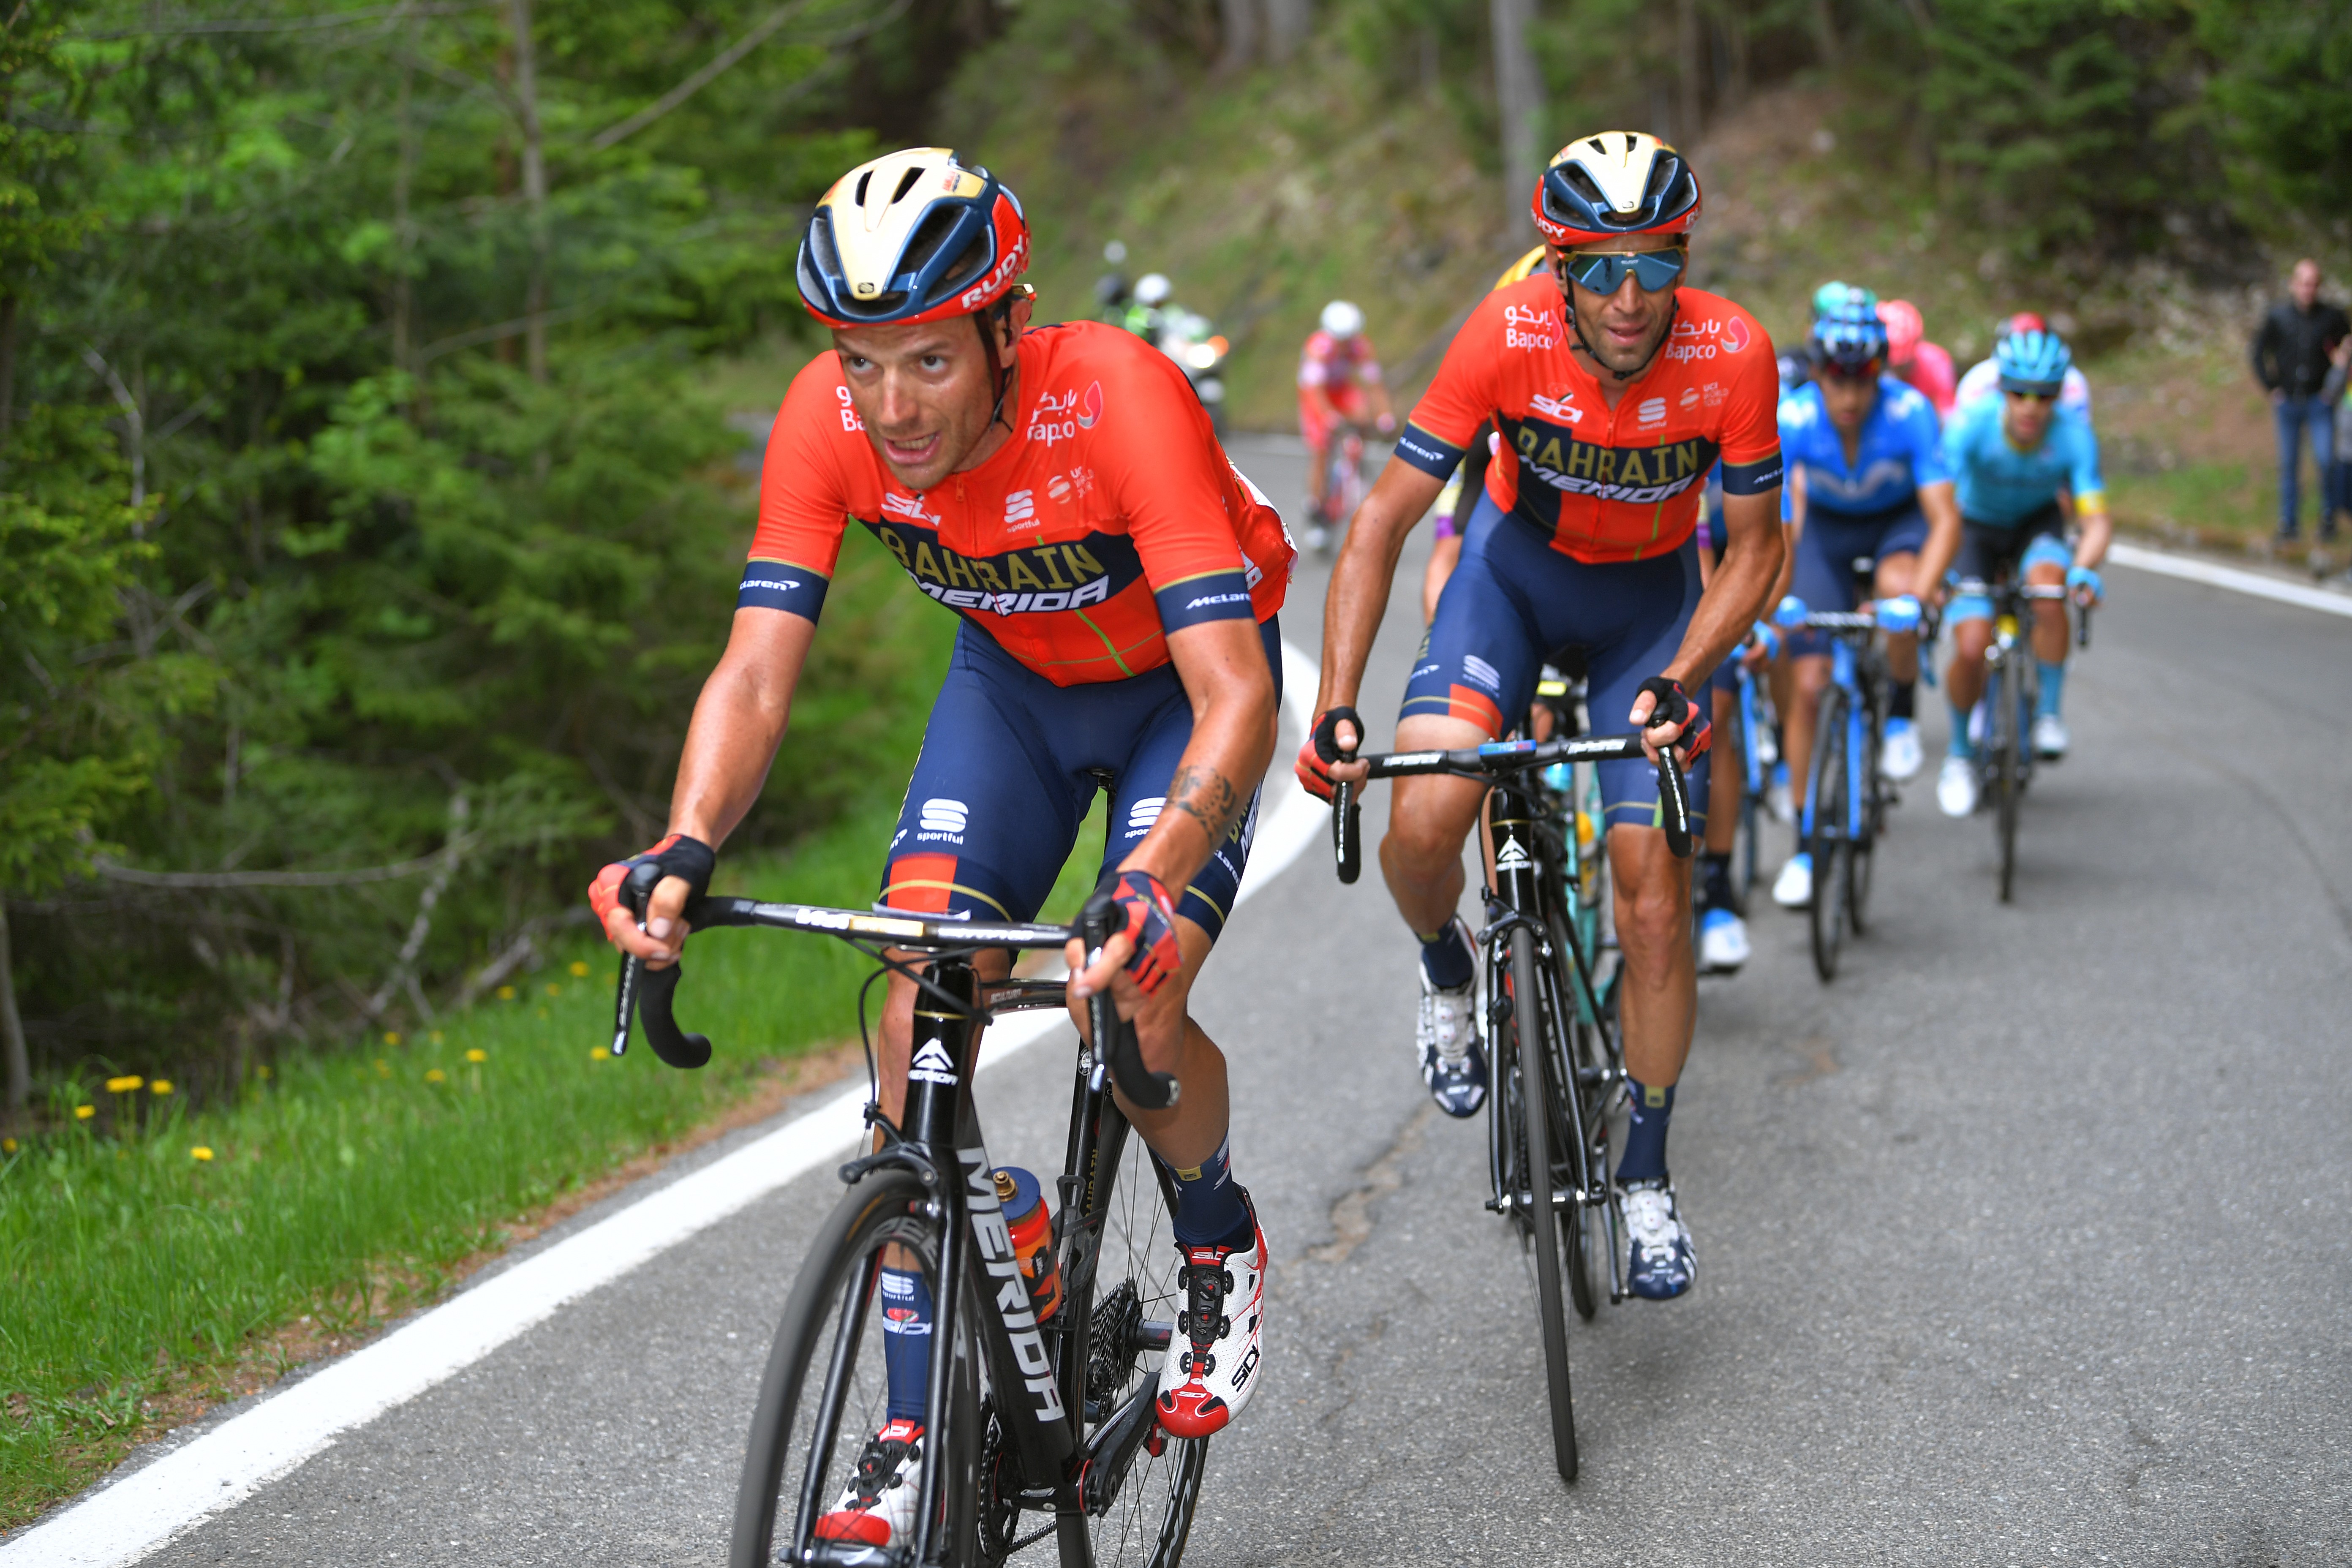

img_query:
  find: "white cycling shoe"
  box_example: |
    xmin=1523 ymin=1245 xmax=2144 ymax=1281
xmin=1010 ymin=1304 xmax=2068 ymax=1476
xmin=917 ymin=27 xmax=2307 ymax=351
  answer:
xmin=1771 ymin=851 xmax=1813 ymax=910
xmin=1937 ymin=754 xmax=1979 ymax=817
xmin=1880 ymin=717 xmax=1924 ymax=781
xmin=2032 ymin=713 xmax=2070 ymax=760
xmin=1415 ymin=922 xmax=1486 ymax=1118
xmin=1157 ymin=1194 xmax=1266 ymax=1439
xmin=1621 ymin=1180 xmax=1697 ymax=1300
xmin=1698 ymin=906 xmax=1750 ymax=973
xmin=814 ymin=1418 xmax=925 ymax=1547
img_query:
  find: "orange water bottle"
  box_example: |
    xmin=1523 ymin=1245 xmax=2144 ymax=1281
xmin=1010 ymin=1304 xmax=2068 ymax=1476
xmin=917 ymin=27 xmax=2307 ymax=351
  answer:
xmin=994 ymin=1165 xmax=1062 ymax=1321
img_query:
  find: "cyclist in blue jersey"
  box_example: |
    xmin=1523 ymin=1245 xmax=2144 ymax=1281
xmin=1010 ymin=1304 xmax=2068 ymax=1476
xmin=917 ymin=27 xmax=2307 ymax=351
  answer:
xmin=1767 ymin=300 xmax=1961 ymax=910
xmin=1935 ymin=328 xmax=2109 ymax=817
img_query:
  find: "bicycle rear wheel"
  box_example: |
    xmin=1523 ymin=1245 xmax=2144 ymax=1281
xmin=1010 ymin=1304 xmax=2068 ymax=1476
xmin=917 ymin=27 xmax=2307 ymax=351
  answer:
xmin=731 ymin=1171 xmax=980 ymax=1568
xmin=1806 ymin=688 xmax=1852 ymax=982
xmin=1847 ymin=696 xmax=1882 ymax=936
xmin=1991 ymin=660 xmax=2021 ymax=904
xmin=1508 ymin=923 xmax=1579 ymax=1482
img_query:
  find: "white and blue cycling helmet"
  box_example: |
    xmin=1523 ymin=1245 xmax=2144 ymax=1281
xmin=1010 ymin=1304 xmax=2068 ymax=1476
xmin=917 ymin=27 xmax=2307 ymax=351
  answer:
xmin=1995 ymin=328 xmax=2072 ymax=395
xmin=1808 ymin=305 xmax=1889 ymax=377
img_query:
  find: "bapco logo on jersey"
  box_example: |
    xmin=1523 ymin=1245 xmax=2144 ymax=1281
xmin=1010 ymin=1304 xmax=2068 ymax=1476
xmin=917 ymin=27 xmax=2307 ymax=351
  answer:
xmin=1028 ymin=382 xmax=1105 ymax=446
xmin=1504 ymin=302 xmax=1558 ymax=351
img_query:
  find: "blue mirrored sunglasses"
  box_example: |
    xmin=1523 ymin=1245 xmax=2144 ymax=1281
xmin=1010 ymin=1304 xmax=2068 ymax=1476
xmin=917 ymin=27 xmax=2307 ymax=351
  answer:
xmin=1557 ymin=248 xmax=1688 ymax=295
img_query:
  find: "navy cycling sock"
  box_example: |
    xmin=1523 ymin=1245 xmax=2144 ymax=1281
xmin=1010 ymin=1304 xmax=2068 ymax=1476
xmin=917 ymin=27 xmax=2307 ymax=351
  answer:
xmin=1418 ymin=921 xmax=1475 ymax=990
xmin=879 ymin=1265 xmax=934 ymax=1423
xmin=1947 ymin=693 xmax=1977 ymax=761
xmin=2036 ymin=659 xmax=2066 ymax=719
xmin=1616 ymin=1077 xmax=1676 ymax=1186
xmin=1160 ymin=1134 xmax=1254 ymax=1250
xmin=1700 ymin=852 xmax=1733 ymax=912
xmin=1889 ymin=681 xmax=1916 ymax=721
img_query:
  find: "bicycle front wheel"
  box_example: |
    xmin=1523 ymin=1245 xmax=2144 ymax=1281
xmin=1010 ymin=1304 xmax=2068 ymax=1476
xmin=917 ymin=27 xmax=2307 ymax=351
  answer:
xmin=1509 ymin=923 xmax=1579 ymax=1482
xmin=1847 ymin=695 xmax=1882 ymax=936
xmin=1991 ymin=660 xmax=2021 ymax=903
xmin=731 ymin=1170 xmax=980 ymax=1568
xmin=1806 ymin=687 xmax=1852 ymax=983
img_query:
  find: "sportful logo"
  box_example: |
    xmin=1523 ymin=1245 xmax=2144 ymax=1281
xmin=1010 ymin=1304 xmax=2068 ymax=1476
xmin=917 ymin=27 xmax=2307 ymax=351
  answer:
xmin=960 ymin=1147 xmax=1066 ymax=1421
xmin=1004 ymin=489 xmax=1035 ymax=527
xmin=1638 ymin=396 xmax=1668 ymax=425
xmin=879 ymin=1269 xmax=929 ymax=1336
xmin=919 ymin=798 xmax=969 ymax=838
xmin=1463 ymin=653 xmax=1503 ymax=693
xmin=1127 ymin=797 xmax=1164 ymax=836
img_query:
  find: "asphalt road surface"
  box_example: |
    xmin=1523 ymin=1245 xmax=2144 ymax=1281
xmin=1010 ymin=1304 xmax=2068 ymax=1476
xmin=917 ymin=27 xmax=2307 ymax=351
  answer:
xmin=90 ymin=435 xmax=2352 ymax=1565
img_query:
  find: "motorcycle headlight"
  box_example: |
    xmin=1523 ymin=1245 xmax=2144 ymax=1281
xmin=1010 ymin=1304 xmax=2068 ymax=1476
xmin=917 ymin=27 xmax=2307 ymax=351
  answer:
xmin=1184 ymin=342 xmax=1221 ymax=370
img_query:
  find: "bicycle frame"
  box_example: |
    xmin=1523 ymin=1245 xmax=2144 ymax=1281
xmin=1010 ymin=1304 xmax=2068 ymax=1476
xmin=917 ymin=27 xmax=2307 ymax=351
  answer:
xmin=1794 ymin=619 xmax=1881 ymax=851
xmin=610 ymin=890 xmax=1182 ymax=1565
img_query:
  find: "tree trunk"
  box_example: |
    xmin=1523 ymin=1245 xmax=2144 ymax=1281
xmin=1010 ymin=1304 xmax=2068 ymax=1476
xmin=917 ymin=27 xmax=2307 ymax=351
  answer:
xmin=1808 ymin=0 xmax=1841 ymax=66
xmin=0 ymin=292 xmax=17 ymax=445
xmin=1216 ymin=0 xmax=1258 ymax=71
xmin=1 ymin=896 xmax=29 ymax=1125
xmin=1676 ymin=0 xmax=1701 ymax=144
xmin=1264 ymin=0 xmax=1310 ymax=62
xmin=1708 ymin=0 xmax=1749 ymax=114
xmin=392 ymin=41 xmax=416 ymax=381
xmin=509 ymin=0 xmax=550 ymax=386
xmin=1491 ymin=0 xmax=1546 ymax=239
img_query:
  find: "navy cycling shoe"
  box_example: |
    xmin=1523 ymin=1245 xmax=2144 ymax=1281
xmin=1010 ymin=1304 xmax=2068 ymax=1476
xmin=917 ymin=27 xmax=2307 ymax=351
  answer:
xmin=1415 ymin=964 xmax=1486 ymax=1118
xmin=1620 ymin=1179 xmax=1697 ymax=1300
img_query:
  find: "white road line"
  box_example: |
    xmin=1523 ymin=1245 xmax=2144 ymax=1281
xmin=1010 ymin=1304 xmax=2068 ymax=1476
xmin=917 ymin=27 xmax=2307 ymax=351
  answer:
xmin=2108 ymin=541 xmax=2352 ymax=621
xmin=8 ymin=643 xmax=1326 ymax=1568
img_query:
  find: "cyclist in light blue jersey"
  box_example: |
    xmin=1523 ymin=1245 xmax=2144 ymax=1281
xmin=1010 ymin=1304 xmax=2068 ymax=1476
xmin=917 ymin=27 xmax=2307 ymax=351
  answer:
xmin=1767 ymin=299 xmax=1961 ymax=911
xmin=1934 ymin=328 xmax=2110 ymax=817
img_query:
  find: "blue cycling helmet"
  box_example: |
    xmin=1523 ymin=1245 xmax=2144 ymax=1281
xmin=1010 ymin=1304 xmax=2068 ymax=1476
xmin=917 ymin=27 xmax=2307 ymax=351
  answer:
xmin=1995 ymin=328 xmax=2072 ymax=395
xmin=1811 ymin=281 xmax=1878 ymax=321
xmin=1808 ymin=304 xmax=1889 ymax=377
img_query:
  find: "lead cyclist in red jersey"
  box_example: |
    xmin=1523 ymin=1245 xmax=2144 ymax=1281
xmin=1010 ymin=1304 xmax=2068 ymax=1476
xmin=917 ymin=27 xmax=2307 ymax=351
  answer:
xmin=1299 ymin=132 xmax=1785 ymax=1301
xmin=590 ymin=149 xmax=1291 ymax=1551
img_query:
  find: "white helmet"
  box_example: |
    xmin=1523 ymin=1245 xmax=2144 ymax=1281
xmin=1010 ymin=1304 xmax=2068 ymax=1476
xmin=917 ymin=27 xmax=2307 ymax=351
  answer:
xmin=1134 ymin=272 xmax=1172 ymax=307
xmin=1320 ymin=299 xmax=1365 ymax=339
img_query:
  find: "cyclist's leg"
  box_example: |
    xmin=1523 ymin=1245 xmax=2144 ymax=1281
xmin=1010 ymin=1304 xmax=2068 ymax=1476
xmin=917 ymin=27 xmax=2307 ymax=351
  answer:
xmin=1872 ymin=506 xmax=1932 ymax=688
xmin=1696 ymin=653 xmax=1750 ymax=970
xmin=1778 ymin=510 xmax=1868 ymax=901
xmin=1583 ymin=540 xmax=1708 ymax=1298
xmin=1301 ymin=392 xmax=1332 ymax=512
xmin=2020 ymin=512 xmax=2075 ymax=754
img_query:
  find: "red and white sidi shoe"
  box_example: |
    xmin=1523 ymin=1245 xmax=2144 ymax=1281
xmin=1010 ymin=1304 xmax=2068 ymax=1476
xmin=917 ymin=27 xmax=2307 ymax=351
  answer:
xmin=1155 ymin=1192 xmax=1266 ymax=1439
xmin=812 ymin=1418 xmax=924 ymax=1546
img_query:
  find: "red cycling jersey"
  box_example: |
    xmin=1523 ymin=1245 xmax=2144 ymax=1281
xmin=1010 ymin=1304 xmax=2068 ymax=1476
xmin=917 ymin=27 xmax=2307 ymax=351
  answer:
xmin=1296 ymin=330 xmax=1383 ymax=394
xmin=1396 ymin=279 xmax=1782 ymax=564
xmin=746 ymin=321 xmax=1293 ymax=687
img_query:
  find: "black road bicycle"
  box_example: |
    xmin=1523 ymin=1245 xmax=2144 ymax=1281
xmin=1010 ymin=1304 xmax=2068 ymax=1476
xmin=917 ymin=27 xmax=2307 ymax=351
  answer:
xmin=1328 ymin=730 xmax=1690 ymax=1482
xmin=608 ymin=868 xmax=1207 ymax=1567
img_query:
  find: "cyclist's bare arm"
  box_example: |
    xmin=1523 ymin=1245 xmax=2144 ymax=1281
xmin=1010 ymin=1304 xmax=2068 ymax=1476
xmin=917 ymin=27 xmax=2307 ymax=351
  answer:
xmin=1913 ymin=478 xmax=1963 ymax=602
xmin=602 ymin=606 xmax=816 ymax=964
xmin=1312 ymin=458 xmax=1449 ymax=777
xmin=1630 ymin=486 xmax=1785 ymax=757
xmin=2071 ymin=495 xmax=2112 ymax=572
xmin=1068 ymin=613 xmax=1279 ymax=1000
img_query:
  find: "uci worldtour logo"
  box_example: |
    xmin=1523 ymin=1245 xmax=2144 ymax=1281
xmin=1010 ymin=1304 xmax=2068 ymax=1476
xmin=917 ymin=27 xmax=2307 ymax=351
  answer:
xmin=1028 ymin=381 xmax=1105 ymax=446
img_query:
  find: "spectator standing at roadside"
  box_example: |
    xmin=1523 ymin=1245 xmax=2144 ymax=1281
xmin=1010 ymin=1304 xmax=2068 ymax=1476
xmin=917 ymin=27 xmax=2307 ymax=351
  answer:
xmin=2325 ymin=337 xmax=2352 ymax=547
xmin=2250 ymin=259 xmax=2349 ymax=542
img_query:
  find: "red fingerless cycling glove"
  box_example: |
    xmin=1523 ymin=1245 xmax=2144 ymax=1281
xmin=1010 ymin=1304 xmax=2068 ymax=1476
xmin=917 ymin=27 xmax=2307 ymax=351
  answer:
xmin=1092 ymin=869 xmax=1183 ymax=996
xmin=588 ymin=833 xmax=715 ymax=926
xmin=1293 ymin=705 xmax=1362 ymax=802
xmin=1633 ymin=677 xmax=1711 ymax=762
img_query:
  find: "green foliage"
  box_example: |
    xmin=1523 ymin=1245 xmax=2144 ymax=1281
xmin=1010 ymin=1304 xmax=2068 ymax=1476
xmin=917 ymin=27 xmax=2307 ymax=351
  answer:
xmin=2199 ymin=0 xmax=2352 ymax=234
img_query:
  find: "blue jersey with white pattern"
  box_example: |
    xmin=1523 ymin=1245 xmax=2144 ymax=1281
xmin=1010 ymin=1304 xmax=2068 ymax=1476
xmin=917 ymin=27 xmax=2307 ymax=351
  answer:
xmin=1942 ymin=394 xmax=2104 ymax=527
xmin=1777 ymin=376 xmax=1950 ymax=521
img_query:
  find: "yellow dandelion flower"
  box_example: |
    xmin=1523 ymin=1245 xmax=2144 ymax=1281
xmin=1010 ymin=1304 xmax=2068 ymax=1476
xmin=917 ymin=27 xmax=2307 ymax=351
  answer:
xmin=569 ymin=960 xmax=590 ymax=978
xmin=497 ymin=985 xmax=516 ymax=1001
xmin=536 ymin=1007 xmax=550 ymax=1020
xmin=150 ymin=1080 xmax=174 ymax=1096
xmin=544 ymin=981 xmax=561 ymax=998
xmin=466 ymin=1048 xmax=487 ymax=1063
xmin=383 ymin=1031 xmax=401 ymax=1047
xmin=2 ymin=1138 xmax=16 ymax=1154
xmin=424 ymin=1068 xmax=447 ymax=1084
xmin=589 ymin=1045 xmax=609 ymax=1061
xmin=374 ymin=1059 xmax=391 ymax=1078
xmin=256 ymin=1064 xmax=272 ymax=1080
xmin=75 ymin=1105 xmax=95 ymax=1121
xmin=429 ymin=1030 xmax=445 ymax=1045
xmin=106 ymin=1075 xmax=144 ymax=1093
xmin=191 ymin=1146 xmax=215 ymax=1162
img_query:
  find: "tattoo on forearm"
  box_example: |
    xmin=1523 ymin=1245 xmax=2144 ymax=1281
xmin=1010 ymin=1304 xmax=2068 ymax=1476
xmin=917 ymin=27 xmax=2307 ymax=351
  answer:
xmin=1165 ymin=763 xmax=1243 ymax=843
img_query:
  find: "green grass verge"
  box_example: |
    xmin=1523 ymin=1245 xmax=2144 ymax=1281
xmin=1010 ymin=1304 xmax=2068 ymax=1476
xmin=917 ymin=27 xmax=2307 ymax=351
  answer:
xmin=0 ymin=783 xmax=1107 ymax=1530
